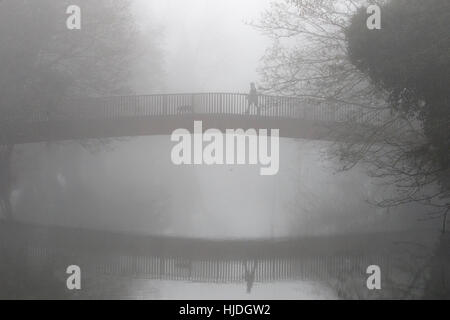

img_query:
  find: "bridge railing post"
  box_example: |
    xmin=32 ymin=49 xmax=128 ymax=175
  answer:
xmin=163 ymin=95 xmax=168 ymax=116
xmin=159 ymin=255 xmax=165 ymax=279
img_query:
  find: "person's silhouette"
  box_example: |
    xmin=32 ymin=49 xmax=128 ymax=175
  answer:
xmin=245 ymin=83 xmax=259 ymax=115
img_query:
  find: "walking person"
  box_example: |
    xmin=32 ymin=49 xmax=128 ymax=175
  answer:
xmin=245 ymin=82 xmax=259 ymax=115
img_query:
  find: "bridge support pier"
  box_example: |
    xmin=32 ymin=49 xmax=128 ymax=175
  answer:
xmin=0 ymin=144 xmax=14 ymax=221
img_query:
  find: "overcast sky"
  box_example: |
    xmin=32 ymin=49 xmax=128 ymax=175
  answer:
xmin=133 ymin=0 xmax=273 ymax=93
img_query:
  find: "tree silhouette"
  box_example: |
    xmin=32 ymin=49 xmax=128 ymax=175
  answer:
xmin=0 ymin=0 xmax=162 ymax=220
xmin=254 ymin=0 xmax=449 ymax=231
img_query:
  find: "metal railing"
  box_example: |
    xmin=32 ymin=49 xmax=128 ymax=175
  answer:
xmin=0 ymin=93 xmax=391 ymax=126
xmin=25 ymin=245 xmax=390 ymax=283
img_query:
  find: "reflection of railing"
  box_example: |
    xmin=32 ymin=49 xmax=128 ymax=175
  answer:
xmin=0 ymin=93 xmax=391 ymax=125
xmin=3 ymin=223 xmax=392 ymax=285
xmin=26 ymin=246 xmax=390 ymax=284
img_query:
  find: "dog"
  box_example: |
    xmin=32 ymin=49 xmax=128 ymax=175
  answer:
xmin=177 ymin=105 xmax=194 ymax=114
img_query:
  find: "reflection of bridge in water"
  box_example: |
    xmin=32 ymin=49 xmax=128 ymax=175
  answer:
xmin=3 ymin=223 xmax=392 ymax=292
xmin=1 ymin=93 xmax=391 ymax=144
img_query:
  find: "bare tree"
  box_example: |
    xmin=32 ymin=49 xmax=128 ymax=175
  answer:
xmin=253 ymin=0 xmax=449 ymax=231
xmin=0 ymin=0 xmax=163 ymax=220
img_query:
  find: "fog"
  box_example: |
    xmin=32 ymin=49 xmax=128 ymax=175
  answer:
xmin=1 ymin=0 xmax=448 ymax=300
xmin=132 ymin=0 xmax=272 ymax=93
xmin=11 ymin=137 xmax=432 ymax=238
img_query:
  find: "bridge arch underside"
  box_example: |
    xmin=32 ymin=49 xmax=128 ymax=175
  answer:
xmin=2 ymin=114 xmax=370 ymax=145
xmin=2 ymin=223 xmax=391 ymax=284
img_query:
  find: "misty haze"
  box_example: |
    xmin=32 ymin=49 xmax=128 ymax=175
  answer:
xmin=1 ymin=0 xmax=449 ymax=300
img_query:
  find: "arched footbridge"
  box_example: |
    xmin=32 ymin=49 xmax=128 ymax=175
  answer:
xmin=0 ymin=93 xmax=391 ymax=144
